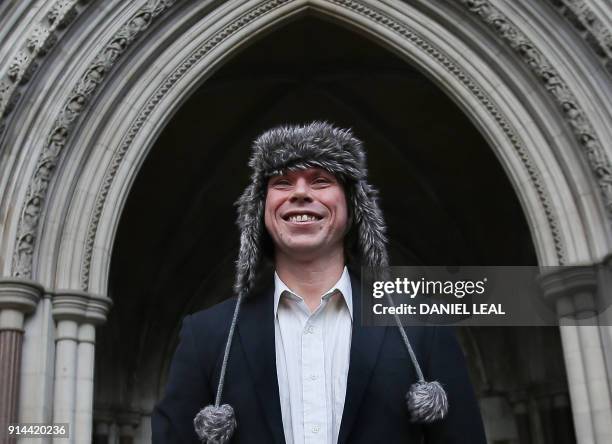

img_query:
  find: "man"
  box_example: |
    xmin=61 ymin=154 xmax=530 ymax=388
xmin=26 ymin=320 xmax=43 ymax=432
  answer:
xmin=152 ymin=122 xmax=486 ymax=443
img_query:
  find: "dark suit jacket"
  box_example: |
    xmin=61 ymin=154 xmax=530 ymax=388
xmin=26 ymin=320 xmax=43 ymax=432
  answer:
xmin=152 ymin=272 xmax=486 ymax=443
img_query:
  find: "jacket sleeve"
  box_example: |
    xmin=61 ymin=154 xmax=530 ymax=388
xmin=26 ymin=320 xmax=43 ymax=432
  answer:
xmin=152 ymin=314 xmax=213 ymax=444
xmin=424 ymin=326 xmax=487 ymax=444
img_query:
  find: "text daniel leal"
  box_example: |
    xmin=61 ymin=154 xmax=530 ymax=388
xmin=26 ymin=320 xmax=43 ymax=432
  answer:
xmin=373 ymin=303 xmax=506 ymax=315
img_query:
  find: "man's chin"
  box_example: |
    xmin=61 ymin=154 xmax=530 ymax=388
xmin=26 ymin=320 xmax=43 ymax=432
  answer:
xmin=277 ymin=242 xmax=327 ymax=260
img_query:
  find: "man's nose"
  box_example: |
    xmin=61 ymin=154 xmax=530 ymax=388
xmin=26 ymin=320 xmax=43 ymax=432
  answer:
xmin=289 ymin=179 xmax=313 ymax=202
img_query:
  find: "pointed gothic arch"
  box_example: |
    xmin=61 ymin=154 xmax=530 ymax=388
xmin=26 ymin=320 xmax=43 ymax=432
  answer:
xmin=1 ymin=1 xmax=611 ymax=442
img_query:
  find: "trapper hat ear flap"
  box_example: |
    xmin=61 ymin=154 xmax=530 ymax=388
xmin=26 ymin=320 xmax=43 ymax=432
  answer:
xmin=233 ymin=180 xmax=266 ymax=298
xmin=352 ymin=180 xmax=389 ymax=268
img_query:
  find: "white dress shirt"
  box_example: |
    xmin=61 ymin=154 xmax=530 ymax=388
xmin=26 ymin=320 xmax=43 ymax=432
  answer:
xmin=274 ymin=266 xmax=353 ymax=444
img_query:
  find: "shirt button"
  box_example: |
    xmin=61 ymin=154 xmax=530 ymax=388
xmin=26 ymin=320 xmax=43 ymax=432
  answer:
xmin=311 ymin=425 xmax=320 ymax=433
xmin=305 ymin=325 xmax=315 ymax=334
xmin=309 ymin=374 xmax=318 ymax=380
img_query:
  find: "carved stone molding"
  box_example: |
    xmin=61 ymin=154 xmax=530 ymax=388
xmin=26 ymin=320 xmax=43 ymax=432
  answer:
xmin=52 ymin=290 xmax=112 ymax=325
xmin=459 ymin=0 xmax=612 ymax=221
xmin=0 ymin=279 xmax=43 ymax=329
xmin=11 ymin=0 xmax=178 ymax=279
xmin=76 ymin=0 xmax=568 ymax=289
xmin=539 ymin=265 xmax=599 ymax=317
xmin=0 ymin=0 xmax=90 ymax=138
xmin=547 ymin=0 xmax=612 ymax=74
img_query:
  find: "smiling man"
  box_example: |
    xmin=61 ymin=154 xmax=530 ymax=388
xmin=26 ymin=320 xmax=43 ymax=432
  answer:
xmin=265 ymin=167 xmax=348 ymax=313
xmin=152 ymin=122 xmax=486 ymax=444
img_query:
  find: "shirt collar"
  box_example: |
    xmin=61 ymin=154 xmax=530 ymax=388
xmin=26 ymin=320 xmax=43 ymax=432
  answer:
xmin=273 ymin=266 xmax=353 ymax=319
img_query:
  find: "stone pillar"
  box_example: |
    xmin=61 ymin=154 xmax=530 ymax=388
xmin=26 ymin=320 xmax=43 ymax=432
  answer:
xmin=108 ymin=422 xmax=119 ymax=444
xmin=52 ymin=291 xmax=112 ymax=444
xmin=134 ymin=414 xmax=151 ymax=444
xmin=600 ymin=254 xmax=612 ymax=390
xmin=0 ymin=279 xmax=42 ymax=443
xmin=551 ymin=392 xmax=575 ymax=444
xmin=93 ymin=421 xmax=109 ymax=444
xmin=512 ymin=400 xmax=531 ymax=444
xmin=52 ymin=318 xmax=78 ymax=442
xmin=119 ymin=424 xmax=135 ymax=444
xmin=536 ymin=396 xmax=553 ymax=444
xmin=527 ymin=397 xmax=546 ymax=444
xmin=118 ymin=412 xmax=140 ymax=444
xmin=18 ymin=294 xmax=56 ymax=435
xmin=74 ymin=324 xmax=96 ymax=443
xmin=479 ymin=395 xmax=520 ymax=443
xmin=540 ymin=266 xmax=612 ymax=444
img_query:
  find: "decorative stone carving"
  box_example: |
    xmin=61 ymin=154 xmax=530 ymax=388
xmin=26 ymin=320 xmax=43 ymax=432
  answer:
xmin=7 ymin=51 xmax=29 ymax=83
xmin=47 ymin=0 xmax=79 ymax=28
xmin=26 ymin=24 xmax=55 ymax=54
xmin=0 ymin=0 xmax=87 ymax=135
xmin=547 ymin=0 xmax=612 ymax=74
xmin=0 ymin=81 xmax=12 ymax=114
xmin=79 ymin=0 xmax=571 ymax=289
xmin=459 ymin=0 xmax=612 ymax=219
xmin=12 ymin=0 xmax=179 ymax=279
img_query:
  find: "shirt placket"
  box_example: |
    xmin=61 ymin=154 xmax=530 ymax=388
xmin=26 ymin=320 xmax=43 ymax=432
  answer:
xmin=302 ymin=309 xmax=327 ymax=444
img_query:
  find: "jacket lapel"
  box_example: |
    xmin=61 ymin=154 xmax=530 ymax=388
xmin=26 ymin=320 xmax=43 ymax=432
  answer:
xmin=237 ymin=283 xmax=286 ymax=444
xmin=338 ymin=272 xmax=387 ymax=444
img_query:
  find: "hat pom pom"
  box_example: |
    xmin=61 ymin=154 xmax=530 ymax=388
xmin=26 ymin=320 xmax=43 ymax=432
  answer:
xmin=194 ymin=404 xmax=237 ymax=443
xmin=406 ymin=381 xmax=448 ymax=423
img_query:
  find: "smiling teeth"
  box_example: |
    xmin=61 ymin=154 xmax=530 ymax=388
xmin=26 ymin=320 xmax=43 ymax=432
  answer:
xmin=289 ymin=214 xmax=317 ymax=222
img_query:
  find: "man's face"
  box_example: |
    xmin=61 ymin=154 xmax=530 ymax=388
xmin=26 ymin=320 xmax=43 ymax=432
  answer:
xmin=264 ymin=167 xmax=349 ymax=261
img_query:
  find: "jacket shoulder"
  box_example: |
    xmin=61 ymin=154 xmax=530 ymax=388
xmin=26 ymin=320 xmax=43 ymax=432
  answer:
xmin=181 ymin=297 xmax=239 ymax=379
xmin=190 ymin=296 xmax=238 ymax=326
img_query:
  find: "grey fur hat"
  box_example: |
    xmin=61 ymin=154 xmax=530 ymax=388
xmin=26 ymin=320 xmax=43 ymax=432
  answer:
xmin=194 ymin=121 xmax=448 ymax=443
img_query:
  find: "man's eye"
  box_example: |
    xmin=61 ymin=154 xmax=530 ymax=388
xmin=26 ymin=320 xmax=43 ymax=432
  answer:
xmin=313 ymin=178 xmax=331 ymax=184
xmin=273 ymin=179 xmax=291 ymax=186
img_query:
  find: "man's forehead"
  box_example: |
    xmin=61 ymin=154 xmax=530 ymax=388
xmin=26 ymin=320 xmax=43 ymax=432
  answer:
xmin=271 ymin=166 xmax=337 ymax=178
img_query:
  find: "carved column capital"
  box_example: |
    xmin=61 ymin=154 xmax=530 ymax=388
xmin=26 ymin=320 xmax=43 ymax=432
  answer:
xmin=0 ymin=278 xmax=43 ymax=330
xmin=52 ymin=290 xmax=112 ymax=325
xmin=539 ymin=265 xmax=598 ymax=318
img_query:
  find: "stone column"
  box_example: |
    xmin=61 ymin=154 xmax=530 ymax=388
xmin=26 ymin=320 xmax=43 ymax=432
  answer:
xmin=540 ymin=266 xmax=612 ymax=444
xmin=93 ymin=421 xmax=109 ymax=444
xmin=0 ymin=279 xmax=42 ymax=443
xmin=536 ymin=396 xmax=553 ymax=443
xmin=108 ymin=422 xmax=119 ymax=444
xmin=551 ymin=392 xmax=575 ymax=444
xmin=512 ymin=400 xmax=532 ymax=444
xmin=52 ymin=291 xmax=112 ymax=444
xmin=74 ymin=323 xmax=96 ymax=443
xmin=117 ymin=412 xmax=140 ymax=444
xmin=134 ymin=414 xmax=151 ymax=444
xmin=119 ymin=424 xmax=135 ymax=444
xmin=600 ymin=254 xmax=612 ymax=389
xmin=527 ymin=397 xmax=546 ymax=444
xmin=52 ymin=318 xmax=78 ymax=442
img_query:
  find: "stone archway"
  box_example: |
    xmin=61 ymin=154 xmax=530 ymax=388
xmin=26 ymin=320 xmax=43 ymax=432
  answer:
xmin=1 ymin=1 xmax=611 ymax=443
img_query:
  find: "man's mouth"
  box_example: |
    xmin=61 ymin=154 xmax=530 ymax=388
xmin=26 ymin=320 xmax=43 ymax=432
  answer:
xmin=282 ymin=213 xmax=324 ymax=223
